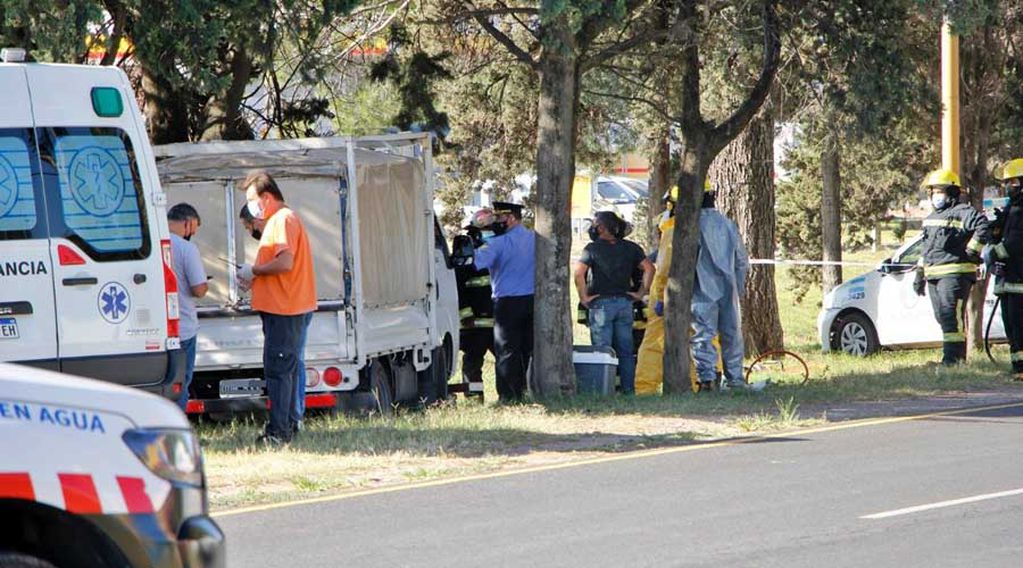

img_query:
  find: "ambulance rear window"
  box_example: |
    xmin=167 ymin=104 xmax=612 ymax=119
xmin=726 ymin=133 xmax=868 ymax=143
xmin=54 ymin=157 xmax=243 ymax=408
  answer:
xmin=43 ymin=127 xmax=150 ymax=260
xmin=0 ymin=129 xmax=41 ymax=239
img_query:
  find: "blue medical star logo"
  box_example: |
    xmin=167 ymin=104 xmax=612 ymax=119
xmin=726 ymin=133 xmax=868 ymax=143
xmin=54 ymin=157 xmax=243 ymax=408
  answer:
xmin=69 ymin=148 xmax=123 ymax=217
xmin=0 ymin=156 xmax=16 ymax=217
xmin=99 ymin=282 xmax=130 ymax=323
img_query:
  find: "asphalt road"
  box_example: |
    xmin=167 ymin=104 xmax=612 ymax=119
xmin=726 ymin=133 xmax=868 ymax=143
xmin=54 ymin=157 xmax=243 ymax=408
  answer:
xmin=216 ymin=404 xmax=1023 ymax=567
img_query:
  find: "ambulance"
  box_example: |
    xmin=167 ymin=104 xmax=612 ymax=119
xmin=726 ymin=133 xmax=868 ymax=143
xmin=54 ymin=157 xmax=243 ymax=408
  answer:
xmin=0 ymin=362 xmax=224 ymax=567
xmin=0 ymin=49 xmax=184 ymax=398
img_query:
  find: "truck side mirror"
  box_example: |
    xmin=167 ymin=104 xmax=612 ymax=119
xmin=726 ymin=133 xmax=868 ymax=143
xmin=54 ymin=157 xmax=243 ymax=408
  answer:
xmin=451 ymin=235 xmax=475 ymax=267
xmin=878 ymin=258 xmax=893 ymax=274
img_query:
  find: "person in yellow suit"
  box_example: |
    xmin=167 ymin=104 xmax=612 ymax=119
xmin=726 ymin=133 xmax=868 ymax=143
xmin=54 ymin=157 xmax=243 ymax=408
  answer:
xmin=635 ymin=184 xmax=723 ymax=394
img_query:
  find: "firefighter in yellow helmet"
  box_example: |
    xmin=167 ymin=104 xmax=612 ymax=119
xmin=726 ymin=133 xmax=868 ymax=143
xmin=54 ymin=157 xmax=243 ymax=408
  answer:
xmin=913 ymin=168 xmax=991 ymax=365
xmin=986 ymin=159 xmax=1023 ymax=378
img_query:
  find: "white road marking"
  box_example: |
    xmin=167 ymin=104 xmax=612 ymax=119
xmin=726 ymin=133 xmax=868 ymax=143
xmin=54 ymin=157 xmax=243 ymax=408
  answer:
xmin=861 ymin=488 xmax=1023 ymax=520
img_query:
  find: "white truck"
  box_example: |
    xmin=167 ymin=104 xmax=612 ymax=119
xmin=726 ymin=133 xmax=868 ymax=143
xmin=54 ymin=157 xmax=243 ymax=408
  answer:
xmin=153 ymin=134 xmax=459 ymax=415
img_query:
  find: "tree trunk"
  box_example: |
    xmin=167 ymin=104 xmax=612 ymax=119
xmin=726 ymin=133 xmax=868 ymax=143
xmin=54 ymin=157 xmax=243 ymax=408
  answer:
xmin=710 ymin=105 xmax=784 ymax=354
xmin=647 ymin=126 xmax=671 ymax=251
xmin=531 ymin=48 xmax=580 ymax=398
xmin=201 ymin=46 xmax=255 ymax=141
xmin=663 ymin=147 xmax=710 ymax=394
xmin=139 ymin=58 xmax=191 ymax=144
xmin=820 ymin=129 xmax=843 ymax=293
xmin=962 ymin=85 xmax=994 ymax=358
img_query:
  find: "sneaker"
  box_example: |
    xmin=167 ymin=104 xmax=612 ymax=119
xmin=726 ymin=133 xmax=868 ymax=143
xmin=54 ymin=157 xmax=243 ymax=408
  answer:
xmin=696 ymin=381 xmax=716 ymax=393
xmin=256 ymin=433 xmax=288 ymax=447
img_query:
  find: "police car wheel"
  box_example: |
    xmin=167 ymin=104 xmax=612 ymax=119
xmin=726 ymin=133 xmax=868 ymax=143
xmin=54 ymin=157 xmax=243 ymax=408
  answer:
xmin=834 ymin=312 xmax=879 ymax=356
xmin=0 ymin=552 xmax=58 ymax=568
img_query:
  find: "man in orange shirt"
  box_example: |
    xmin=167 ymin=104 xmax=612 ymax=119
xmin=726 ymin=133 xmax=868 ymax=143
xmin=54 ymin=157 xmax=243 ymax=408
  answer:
xmin=237 ymin=170 xmax=317 ymax=446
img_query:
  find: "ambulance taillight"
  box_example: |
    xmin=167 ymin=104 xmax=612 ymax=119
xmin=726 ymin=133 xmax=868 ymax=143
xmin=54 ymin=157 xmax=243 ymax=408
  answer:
xmin=161 ymin=239 xmax=180 ymax=347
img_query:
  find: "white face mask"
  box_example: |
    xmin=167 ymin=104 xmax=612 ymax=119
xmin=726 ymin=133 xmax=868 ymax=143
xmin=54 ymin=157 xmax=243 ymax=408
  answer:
xmin=931 ymin=194 xmax=949 ymax=210
xmin=246 ymin=199 xmax=264 ymax=220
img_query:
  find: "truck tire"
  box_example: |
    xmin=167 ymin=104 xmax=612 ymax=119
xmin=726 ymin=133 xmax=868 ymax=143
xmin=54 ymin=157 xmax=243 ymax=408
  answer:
xmin=0 ymin=552 xmax=58 ymax=568
xmin=833 ymin=312 xmax=880 ymax=356
xmin=368 ymin=359 xmax=394 ymax=416
xmin=417 ymin=345 xmax=450 ymax=405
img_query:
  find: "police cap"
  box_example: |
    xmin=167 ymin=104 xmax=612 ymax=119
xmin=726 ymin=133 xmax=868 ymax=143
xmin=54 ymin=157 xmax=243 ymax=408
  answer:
xmin=492 ymin=201 xmax=525 ymax=219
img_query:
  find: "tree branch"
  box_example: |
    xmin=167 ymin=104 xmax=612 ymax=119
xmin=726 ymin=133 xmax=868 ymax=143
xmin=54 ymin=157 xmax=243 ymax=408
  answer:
xmin=710 ymin=0 xmax=780 ymax=150
xmin=465 ymin=1 xmax=537 ymax=70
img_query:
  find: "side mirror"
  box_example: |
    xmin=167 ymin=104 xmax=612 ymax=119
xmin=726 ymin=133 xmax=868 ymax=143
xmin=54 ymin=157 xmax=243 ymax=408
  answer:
xmin=451 ymin=235 xmax=475 ymax=267
xmin=878 ymin=258 xmax=893 ymax=274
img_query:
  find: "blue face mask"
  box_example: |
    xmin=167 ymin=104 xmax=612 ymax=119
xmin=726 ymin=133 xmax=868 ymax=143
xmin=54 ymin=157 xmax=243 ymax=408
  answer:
xmin=481 ymin=231 xmax=495 ymax=242
xmin=931 ymin=194 xmax=949 ymax=210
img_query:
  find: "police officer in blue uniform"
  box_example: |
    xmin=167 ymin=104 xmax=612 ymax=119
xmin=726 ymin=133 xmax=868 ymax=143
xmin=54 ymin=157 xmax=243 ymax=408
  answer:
xmin=473 ymin=202 xmax=535 ymax=402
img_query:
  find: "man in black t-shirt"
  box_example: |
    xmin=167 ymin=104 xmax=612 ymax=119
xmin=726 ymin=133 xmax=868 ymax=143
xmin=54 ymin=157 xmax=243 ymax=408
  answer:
xmin=574 ymin=211 xmax=655 ymax=394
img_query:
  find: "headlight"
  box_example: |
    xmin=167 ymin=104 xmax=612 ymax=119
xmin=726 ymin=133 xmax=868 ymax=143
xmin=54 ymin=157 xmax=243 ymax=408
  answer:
xmin=122 ymin=429 xmax=203 ymax=487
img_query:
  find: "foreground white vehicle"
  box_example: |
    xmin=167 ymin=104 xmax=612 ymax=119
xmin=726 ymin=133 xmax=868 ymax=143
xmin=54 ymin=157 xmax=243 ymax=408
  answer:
xmin=154 ymin=134 xmax=458 ymax=414
xmin=818 ymin=234 xmax=1005 ymax=356
xmin=0 ymin=363 xmax=223 ymax=568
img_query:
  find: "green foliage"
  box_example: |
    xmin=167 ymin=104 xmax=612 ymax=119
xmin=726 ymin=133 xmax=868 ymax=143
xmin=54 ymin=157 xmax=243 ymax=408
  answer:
xmin=0 ymin=0 xmax=100 ymax=62
xmin=332 ymin=81 xmax=402 ymax=136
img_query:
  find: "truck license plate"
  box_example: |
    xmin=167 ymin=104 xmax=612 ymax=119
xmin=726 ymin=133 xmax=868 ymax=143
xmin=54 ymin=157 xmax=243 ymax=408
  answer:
xmin=0 ymin=318 xmax=18 ymax=339
xmin=219 ymin=378 xmax=264 ymax=398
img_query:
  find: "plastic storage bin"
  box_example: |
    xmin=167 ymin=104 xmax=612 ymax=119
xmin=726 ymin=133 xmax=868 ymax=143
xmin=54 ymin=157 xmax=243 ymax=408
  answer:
xmin=573 ymin=345 xmax=619 ymax=395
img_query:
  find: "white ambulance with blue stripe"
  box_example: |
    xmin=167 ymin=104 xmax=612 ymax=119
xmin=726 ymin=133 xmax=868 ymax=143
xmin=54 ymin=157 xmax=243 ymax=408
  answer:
xmin=0 ymin=49 xmax=184 ymax=398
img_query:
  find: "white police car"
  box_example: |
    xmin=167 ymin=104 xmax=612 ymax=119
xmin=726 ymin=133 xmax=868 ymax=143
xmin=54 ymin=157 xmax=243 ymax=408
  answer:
xmin=818 ymin=234 xmax=1005 ymax=355
xmin=0 ymin=362 xmax=224 ymax=567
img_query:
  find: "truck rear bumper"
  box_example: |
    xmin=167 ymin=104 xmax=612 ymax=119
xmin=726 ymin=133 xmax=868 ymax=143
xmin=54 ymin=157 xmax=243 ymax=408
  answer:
xmin=185 ymin=392 xmax=339 ymax=414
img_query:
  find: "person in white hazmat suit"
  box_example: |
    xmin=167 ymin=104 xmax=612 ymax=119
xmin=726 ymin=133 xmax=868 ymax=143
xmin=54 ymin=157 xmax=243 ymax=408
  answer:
xmin=691 ymin=189 xmax=750 ymax=391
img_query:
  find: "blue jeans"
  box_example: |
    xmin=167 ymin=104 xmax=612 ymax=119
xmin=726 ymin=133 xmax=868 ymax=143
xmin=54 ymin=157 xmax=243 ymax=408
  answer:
xmin=587 ymin=296 xmax=636 ymax=394
xmin=168 ymin=336 xmax=197 ymax=411
xmin=260 ymin=312 xmax=307 ymax=440
xmin=290 ymin=312 xmax=314 ymax=425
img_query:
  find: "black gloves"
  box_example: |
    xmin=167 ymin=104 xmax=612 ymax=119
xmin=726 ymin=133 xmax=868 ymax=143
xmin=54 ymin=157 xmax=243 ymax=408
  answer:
xmin=913 ymin=269 xmax=926 ymax=297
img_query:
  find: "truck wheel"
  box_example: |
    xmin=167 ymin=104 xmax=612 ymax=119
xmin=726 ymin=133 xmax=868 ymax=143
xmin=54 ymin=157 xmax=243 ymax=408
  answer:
xmin=368 ymin=359 xmax=394 ymax=416
xmin=834 ymin=312 xmax=879 ymax=356
xmin=0 ymin=552 xmax=58 ymax=568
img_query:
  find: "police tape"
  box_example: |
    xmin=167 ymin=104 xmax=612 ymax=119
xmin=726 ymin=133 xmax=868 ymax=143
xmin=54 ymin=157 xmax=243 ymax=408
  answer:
xmin=748 ymin=258 xmax=918 ymax=269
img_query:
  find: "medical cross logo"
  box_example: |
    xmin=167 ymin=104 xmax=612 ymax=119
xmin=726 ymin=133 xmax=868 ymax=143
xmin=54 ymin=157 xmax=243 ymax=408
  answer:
xmin=69 ymin=147 xmax=124 ymax=217
xmin=98 ymin=282 xmax=130 ymax=324
xmin=0 ymin=155 xmax=17 ymax=217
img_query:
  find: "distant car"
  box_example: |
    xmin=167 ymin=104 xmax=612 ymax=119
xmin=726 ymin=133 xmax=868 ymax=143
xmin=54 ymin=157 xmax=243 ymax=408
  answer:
xmin=818 ymin=234 xmax=1005 ymax=356
xmin=593 ymin=176 xmax=649 ymax=223
xmin=0 ymin=363 xmax=224 ymax=568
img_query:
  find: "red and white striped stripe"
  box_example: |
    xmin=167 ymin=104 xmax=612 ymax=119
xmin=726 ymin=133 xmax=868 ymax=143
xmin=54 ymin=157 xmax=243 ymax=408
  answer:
xmin=0 ymin=471 xmax=158 ymax=514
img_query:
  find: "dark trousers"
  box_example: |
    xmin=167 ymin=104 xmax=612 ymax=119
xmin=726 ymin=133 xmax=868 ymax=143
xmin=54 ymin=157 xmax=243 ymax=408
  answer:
xmin=927 ymin=276 xmax=973 ymax=364
xmin=1000 ymin=293 xmax=1023 ymax=373
xmin=494 ymin=295 xmax=534 ymax=402
xmin=260 ymin=312 xmax=307 ymax=440
xmin=461 ymin=328 xmax=495 ymax=385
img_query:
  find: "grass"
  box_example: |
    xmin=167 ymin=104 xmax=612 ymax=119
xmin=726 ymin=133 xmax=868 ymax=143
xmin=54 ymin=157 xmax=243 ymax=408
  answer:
xmin=199 ymin=229 xmax=1023 ymax=510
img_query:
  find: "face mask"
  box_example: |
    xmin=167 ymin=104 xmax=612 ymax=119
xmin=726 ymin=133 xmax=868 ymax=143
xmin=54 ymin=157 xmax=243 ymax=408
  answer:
xmin=246 ymin=199 xmax=264 ymax=220
xmin=931 ymin=194 xmax=949 ymax=210
xmin=587 ymin=224 xmax=601 ymax=242
xmin=250 ymin=228 xmax=262 ymax=240
xmin=491 ymin=221 xmax=508 ymax=235
xmin=481 ymin=230 xmax=495 ymax=242
xmin=1008 ymin=184 xmax=1022 ymax=204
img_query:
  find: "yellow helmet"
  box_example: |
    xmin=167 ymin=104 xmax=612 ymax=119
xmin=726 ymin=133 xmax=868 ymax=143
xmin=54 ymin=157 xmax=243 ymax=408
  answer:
xmin=996 ymin=158 xmax=1023 ymax=181
xmin=920 ymin=168 xmax=961 ymax=189
xmin=662 ymin=185 xmax=679 ymax=202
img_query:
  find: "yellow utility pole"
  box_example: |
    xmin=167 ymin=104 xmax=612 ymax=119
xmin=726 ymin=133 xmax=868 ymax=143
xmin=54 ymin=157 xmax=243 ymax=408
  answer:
xmin=941 ymin=18 xmax=960 ymax=177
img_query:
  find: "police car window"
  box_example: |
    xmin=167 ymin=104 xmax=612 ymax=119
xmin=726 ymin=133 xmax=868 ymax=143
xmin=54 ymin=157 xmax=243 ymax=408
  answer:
xmin=597 ymin=181 xmax=633 ymax=203
xmin=897 ymin=239 xmax=924 ymax=265
xmin=42 ymin=128 xmax=150 ymax=260
xmin=0 ymin=129 xmax=44 ymax=239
